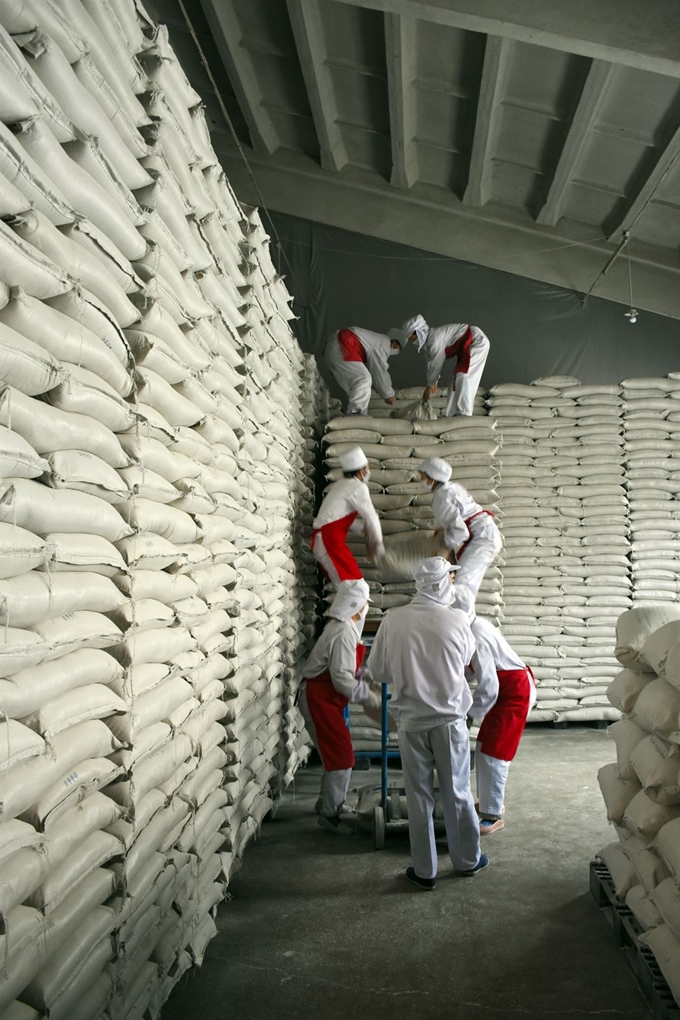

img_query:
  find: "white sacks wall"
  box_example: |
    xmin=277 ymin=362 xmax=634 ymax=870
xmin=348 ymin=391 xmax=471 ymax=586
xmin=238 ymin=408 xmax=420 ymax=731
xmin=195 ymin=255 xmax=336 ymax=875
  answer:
xmin=0 ymin=4 xmax=325 ymax=1018
xmin=328 ymin=373 xmax=680 ymax=738
xmin=490 ymin=376 xmax=628 ymax=724
xmin=597 ymin=605 xmax=680 ymax=1007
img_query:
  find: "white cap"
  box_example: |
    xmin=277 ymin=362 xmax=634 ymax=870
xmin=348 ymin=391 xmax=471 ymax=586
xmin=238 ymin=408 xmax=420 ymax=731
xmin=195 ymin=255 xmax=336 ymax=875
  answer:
xmin=388 ymin=328 xmax=409 ymax=349
xmin=327 ymin=578 xmax=371 ymax=621
xmin=339 ymin=445 xmax=368 ymax=472
xmin=420 ymin=457 xmax=452 ymax=483
xmin=403 ymin=314 xmax=429 ymax=351
xmin=412 ymin=556 xmax=457 ymax=605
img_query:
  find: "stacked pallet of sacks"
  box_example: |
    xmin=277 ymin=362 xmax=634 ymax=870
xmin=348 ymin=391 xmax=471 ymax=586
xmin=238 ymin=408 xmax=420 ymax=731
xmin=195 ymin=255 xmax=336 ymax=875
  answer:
xmin=597 ymin=605 xmax=680 ymax=1006
xmin=622 ymin=376 xmax=680 ymax=607
xmin=490 ymin=377 xmax=629 ymax=723
xmin=0 ymin=3 xmax=322 ymax=1018
xmin=321 ymin=405 xmax=501 ymax=752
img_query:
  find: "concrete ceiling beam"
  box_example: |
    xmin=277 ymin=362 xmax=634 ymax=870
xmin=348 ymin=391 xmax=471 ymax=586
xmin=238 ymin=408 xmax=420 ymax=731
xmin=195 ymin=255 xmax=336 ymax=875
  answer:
xmin=212 ymin=141 xmax=680 ymax=319
xmin=384 ymin=12 xmax=418 ymax=188
xmin=198 ymin=0 xmax=278 ymax=154
xmin=328 ymin=0 xmax=680 ymax=79
xmin=463 ymin=36 xmax=511 ymax=207
xmin=286 ymin=0 xmax=348 ymax=172
xmin=608 ymin=124 xmax=680 ymax=243
xmin=537 ymin=59 xmax=616 ymax=227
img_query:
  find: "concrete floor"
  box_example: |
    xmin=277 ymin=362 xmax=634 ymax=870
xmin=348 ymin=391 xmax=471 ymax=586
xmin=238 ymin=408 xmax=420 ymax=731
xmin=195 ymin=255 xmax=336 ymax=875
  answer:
xmin=163 ymin=729 xmax=652 ymax=1020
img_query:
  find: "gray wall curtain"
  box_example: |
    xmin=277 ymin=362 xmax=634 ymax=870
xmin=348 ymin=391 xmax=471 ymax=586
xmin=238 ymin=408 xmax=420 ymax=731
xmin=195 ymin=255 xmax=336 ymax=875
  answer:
xmin=269 ymin=211 xmax=680 ymax=394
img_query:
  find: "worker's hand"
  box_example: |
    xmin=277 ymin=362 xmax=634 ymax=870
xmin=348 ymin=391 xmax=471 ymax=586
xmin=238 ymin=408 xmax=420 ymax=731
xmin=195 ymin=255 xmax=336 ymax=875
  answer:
xmin=423 ymin=385 xmax=438 ymax=401
xmin=366 ymin=540 xmax=382 ymax=563
xmin=384 ymin=396 xmax=395 ymax=405
xmin=433 ymin=527 xmax=443 ymax=536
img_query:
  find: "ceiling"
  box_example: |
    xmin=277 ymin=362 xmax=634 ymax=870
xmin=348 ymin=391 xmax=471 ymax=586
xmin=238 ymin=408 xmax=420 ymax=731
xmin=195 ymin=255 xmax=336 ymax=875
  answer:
xmin=152 ymin=0 xmax=680 ymax=319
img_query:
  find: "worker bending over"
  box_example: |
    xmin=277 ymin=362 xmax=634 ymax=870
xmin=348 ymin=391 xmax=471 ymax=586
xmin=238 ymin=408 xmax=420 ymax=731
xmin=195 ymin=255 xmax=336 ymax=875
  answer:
xmin=299 ymin=579 xmax=379 ymax=835
xmin=311 ymin=446 xmax=383 ymax=588
xmin=368 ymin=557 xmax=488 ymax=890
xmin=420 ymin=456 xmax=502 ymax=600
xmin=324 ymin=326 xmax=407 ymax=416
xmin=456 ymin=586 xmax=536 ymax=835
xmin=400 ymin=314 xmax=490 ymax=417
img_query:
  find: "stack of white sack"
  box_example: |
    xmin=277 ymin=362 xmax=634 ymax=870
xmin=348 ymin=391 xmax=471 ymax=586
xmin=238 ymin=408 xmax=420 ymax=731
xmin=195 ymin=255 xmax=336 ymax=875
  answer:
xmin=490 ymin=376 xmax=629 ymax=723
xmin=622 ymin=376 xmax=680 ymax=606
xmin=321 ymin=411 xmax=501 ymax=752
xmin=597 ymin=605 xmax=680 ymax=1007
xmin=0 ymin=3 xmax=323 ymax=1017
xmin=367 ymin=385 xmax=486 ymax=418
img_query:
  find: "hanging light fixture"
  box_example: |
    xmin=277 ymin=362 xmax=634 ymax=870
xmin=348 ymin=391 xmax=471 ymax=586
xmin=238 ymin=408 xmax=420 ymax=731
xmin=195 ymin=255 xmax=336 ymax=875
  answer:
xmin=624 ymin=231 xmax=638 ymax=324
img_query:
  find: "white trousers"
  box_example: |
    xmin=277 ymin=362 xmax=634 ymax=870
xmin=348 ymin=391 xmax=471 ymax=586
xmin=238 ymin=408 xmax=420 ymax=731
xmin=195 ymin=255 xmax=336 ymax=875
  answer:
xmin=476 ymin=747 xmax=511 ymax=820
xmin=325 ymin=337 xmax=373 ymax=415
xmin=456 ymin=517 xmax=503 ymax=599
xmin=446 ymin=337 xmax=490 ymax=416
xmin=398 ymin=718 xmax=480 ymax=879
xmin=299 ymin=689 xmax=352 ymax=817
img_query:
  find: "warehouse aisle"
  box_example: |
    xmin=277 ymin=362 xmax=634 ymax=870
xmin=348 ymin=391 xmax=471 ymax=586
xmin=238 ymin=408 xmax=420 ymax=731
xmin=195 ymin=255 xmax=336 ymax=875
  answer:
xmin=163 ymin=730 xmax=651 ymax=1020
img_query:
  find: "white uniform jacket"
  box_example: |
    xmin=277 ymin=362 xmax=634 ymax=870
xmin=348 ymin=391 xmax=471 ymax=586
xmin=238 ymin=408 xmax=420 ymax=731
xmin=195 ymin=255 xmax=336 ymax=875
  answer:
xmin=431 ymin=481 xmax=482 ymax=551
xmin=312 ymin=477 xmax=383 ymax=549
xmin=466 ymin=616 xmax=536 ymax=723
xmin=421 ymin=323 xmax=488 ymax=388
xmin=367 ymin=597 xmax=475 ymax=731
xmin=302 ymin=618 xmax=369 ymax=702
xmin=350 ymin=328 xmax=395 ymax=399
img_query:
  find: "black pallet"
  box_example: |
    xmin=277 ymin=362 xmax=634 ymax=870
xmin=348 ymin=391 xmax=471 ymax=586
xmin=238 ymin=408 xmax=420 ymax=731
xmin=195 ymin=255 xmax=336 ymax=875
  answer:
xmin=590 ymin=860 xmax=680 ymax=1020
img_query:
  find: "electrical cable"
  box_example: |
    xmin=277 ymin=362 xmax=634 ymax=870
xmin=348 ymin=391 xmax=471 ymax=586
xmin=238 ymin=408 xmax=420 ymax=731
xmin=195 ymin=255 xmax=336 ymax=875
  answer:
xmin=176 ymin=0 xmax=308 ymax=304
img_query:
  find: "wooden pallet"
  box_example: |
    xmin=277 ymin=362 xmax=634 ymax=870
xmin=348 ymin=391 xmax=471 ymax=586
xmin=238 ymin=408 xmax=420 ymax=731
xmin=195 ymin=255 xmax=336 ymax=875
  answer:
xmin=590 ymin=860 xmax=680 ymax=1020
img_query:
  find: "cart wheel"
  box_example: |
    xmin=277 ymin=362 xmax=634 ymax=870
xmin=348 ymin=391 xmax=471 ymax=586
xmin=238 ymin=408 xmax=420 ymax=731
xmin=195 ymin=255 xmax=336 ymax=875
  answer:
xmin=373 ymin=805 xmax=385 ymax=850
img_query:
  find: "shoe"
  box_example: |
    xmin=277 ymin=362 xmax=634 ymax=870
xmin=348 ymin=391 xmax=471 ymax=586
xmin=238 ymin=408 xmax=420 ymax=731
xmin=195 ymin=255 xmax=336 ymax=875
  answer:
xmin=317 ymin=814 xmax=354 ymax=836
xmin=461 ymin=854 xmax=490 ymax=877
xmin=405 ymin=866 xmax=435 ymax=891
xmin=314 ymin=798 xmax=323 ymax=815
xmin=480 ymin=818 xmax=504 ymax=835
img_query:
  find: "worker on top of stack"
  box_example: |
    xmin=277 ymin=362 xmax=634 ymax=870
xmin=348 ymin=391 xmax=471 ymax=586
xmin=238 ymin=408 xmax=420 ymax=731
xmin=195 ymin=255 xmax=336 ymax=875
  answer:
xmin=396 ymin=314 xmax=490 ymax=417
xmin=311 ymin=445 xmax=383 ymax=589
xmin=299 ymin=578 xmax=380 ymax=835
xmin=324 ymin=326 xmax=408 ymax=416
xmin=454 ymin=585 xmax=536 ymax=835
xmin=367 ymin=557 xmax=488 ymax=890
xmin=420 ymin=456 xmax=502 ymax=601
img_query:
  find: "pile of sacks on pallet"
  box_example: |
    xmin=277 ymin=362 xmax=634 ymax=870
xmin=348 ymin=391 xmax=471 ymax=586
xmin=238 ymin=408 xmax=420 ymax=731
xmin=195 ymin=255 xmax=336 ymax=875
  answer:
xmin=490 ymin=376 xmax=629 ymax=723
xmin=622 ymin=376 xmax=680 ymax=607
xmin=597 ymin=604 xmax=680 ymax=1005
xmin=321 ymin=395 xmax=500 ymax=751
xmin=0 ymin=2 xmax=322 ymax=1017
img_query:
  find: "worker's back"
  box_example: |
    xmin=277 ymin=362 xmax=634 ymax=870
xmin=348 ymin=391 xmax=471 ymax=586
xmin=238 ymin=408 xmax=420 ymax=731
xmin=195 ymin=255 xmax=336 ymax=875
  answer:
xmin=369 ymin=602 xmax=474 ymax=731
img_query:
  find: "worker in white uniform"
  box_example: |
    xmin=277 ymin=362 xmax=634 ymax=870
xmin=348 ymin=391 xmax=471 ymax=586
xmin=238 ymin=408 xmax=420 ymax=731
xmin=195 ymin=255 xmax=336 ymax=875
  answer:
xmin=455 ymin=585 xmax=536 ymax=835
xmin=399 ymin=314 xmax=490 ymax=417
xmin=367 ymin=557 xmax=488 ymax=890
xmin=324 ymin=326 xmax=407 ymax=416
xmin=311 ymin=446 xmax=384 ymax=588
xmin=299 ymin=579 xmax=380 ymax=835
xmin=420 ymin=456 xmax=502 ymax=600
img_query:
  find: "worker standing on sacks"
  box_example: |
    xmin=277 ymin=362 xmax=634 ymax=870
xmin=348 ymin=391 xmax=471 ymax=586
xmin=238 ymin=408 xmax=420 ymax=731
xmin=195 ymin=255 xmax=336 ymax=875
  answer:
xmin=399 ymin=314 xmax=490 ymax=417
xmin=299 ymin=579 xmax=380 ymax=835
xmin=367 ymin=557 xmax=488 ymax=890
xmin=454 ymin=586 xmax=536 ymax=835
xmin=311 ymin=445 xmax=384 ymax=588
xmin=324 ymin=326 xmax=407 ymax=415
xmin=420 ymin=456 xmax=502 ymax=600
